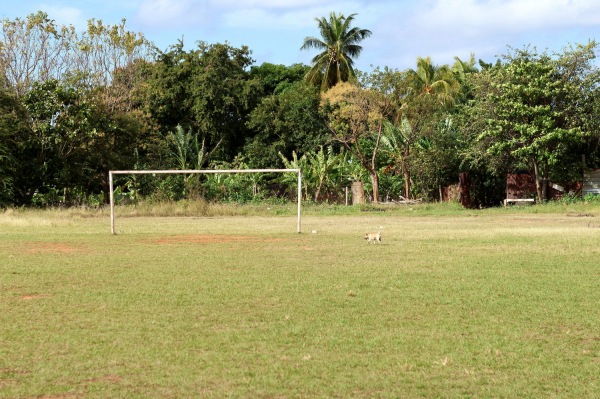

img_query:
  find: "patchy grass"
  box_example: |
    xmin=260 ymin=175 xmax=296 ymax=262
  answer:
xmin=1 ymin=204 xmax=599 ymax=398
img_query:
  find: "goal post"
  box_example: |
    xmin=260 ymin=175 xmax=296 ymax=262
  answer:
xmin=108 ymin=168 xmax=302 ymax=235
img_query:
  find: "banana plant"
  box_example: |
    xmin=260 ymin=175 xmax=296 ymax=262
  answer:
xmin=305 ymin=146 xmax=344 ymax=202
xmin=167 ymin=125 xmax=221 ymax=196
xmin=278 ymin=151 xmax=310 ymax=200
xmin=380 ymin=117 xmax=416 ymax=198
xmin=280 ymin=147 xmax=346 ymax=202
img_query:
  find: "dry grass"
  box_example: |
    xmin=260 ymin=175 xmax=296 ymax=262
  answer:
xmin=0 ymin=208 xmax=74 ymax=227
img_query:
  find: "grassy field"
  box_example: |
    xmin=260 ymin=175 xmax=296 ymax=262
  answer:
xmin=1 ymin=203 xmax=599 ymax=398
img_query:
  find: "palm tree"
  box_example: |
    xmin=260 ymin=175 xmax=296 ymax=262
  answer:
xmin=451 ymin=53 xmax=478 ymax=102
xmin=408 ymin=56 xmax=459 ymax=105
xmin=451 ymin=53 xmax=478 ymax=82
xmin=383 ymin=57 xmax=460 ymax=199
xmin=301 ymin=12 xmax=372 ymax=90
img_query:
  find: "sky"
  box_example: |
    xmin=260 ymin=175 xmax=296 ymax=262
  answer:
xmin=2 ymin=0 xmax=600 ymax=72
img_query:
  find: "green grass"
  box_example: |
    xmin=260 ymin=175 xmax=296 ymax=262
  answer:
xmin=1 ymin=203 xmax=599 ymax=398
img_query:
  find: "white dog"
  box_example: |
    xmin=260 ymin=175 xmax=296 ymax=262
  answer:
xmin=364 ymin=226 xmax=383 ymax=244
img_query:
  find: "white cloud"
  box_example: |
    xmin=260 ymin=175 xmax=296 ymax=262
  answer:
xmin=210 ymin=0 xmax=326 ymax=8
xmin=38 ymin=3 xmax=87 ymax=29
xmin=222 ymin=5 xmax=363 ymax=30
xmin=135 ymin=0 xmax=213 ymax=29
xmin=419 ymin=0 xmax=600 ymax=33
xmin=364 ymin=0 xmax=600 ymax=70
xmin=135 ymin=0 xmax=372 ymax=30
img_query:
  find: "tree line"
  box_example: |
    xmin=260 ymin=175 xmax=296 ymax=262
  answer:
xmin=1 ymin=11 xmax=599 ymax=207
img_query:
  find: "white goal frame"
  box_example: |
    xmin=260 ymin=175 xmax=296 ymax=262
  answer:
xmin=108 ymin=168 xmax=302 ymax=235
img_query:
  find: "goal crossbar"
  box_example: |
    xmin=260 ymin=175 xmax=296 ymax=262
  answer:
xmin=109 ymin=169 xmax=302 ymax=235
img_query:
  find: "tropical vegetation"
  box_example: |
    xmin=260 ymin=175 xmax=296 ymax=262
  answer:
xmin=1 ymin=11 xmax=599 ymax=208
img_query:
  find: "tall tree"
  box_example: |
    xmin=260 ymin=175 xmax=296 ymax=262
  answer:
xmin=0 ymin=12 xmax=69 ymax=96
xmin=375 ymin=61 xmax=458 ymax=200
xmin=473 ymin=43 xmax=598 ymax=201
xmin=301 ymin=12 xmax=371 ymax=90
xmin=0 ymin=79 xmax=29 ymax=205
xmin=75 ymin=18 xmax=154 ymax=112
xmin=408 ymin=56 xmax=460 ymax=105
xmin=142 ymin=41 xmax=261 ymax=161
xmin=451 ymin=53 xmax=479 ymax=103
xmin=249 ymin=62 xmax=309 ymax=95
xmin=321 ymin=81 xmax=393 ymax=203
xmin=22 ymin=79 xmax=97 ymax=203
xmin=0 ymin=12 xmax=153 ymax=98
xmin=245 ymin=81 xmax=327 ymax=168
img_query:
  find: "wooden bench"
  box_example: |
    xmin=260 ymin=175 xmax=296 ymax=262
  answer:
xmin=504 ymin=198 xmax=535 ymax=206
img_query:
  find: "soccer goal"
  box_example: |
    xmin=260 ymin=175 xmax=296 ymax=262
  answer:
xmin=108 ymin=168 xmax=302 ymax=235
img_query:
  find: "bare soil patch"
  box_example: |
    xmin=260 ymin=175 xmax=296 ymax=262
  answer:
xmin=153 ymin=235 xmax=286 ymax=245
xmin=24 ymin=242 xmax=82 ymax=255
xmin=20 ymin=294 xmax=50 ymax=301
xmin=85 ymin=374 xmax=122 ymax=384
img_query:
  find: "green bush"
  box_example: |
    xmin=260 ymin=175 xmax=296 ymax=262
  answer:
xmin=584 ymin=193 xmax=600 ymax=204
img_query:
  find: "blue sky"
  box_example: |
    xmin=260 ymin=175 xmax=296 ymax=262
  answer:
xmin=2 ymin=0 xmax=600 ymax=71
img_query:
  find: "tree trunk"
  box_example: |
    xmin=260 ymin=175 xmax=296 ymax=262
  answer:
xmin=370 ymin=172 xmax=379 ymax=203
xmin=542 ymin=163 xmax=548 ymax=202
xmin=314 ymin=178 xmax=324 ymax=202
xmin=351 ymin=181 xmax=365 ymax=205
xmin=532 ymin=158 xmax=547 ymax=202
xmin=459 ymin=172 xmax=472 ymax=208
xmin=402 ymin=147 xmax=411 ymax=199
xmin=370 ymin=124 xmax=382 ymax=204
xmin=102 ymin=178 xmax=110 ymax=205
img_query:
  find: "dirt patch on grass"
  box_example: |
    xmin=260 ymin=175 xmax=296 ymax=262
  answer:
xmin=24 ymin=242 xmax=83 ymax=255
xmin=20 ymin=294 xmax=50 ymax=300
xmin=154 ymin=235 xmax=286 ymax=245
xmin=567 ymin=212 xmax=595 ymax=217
xmin=85 ymin=374 xmax=122 ymax=384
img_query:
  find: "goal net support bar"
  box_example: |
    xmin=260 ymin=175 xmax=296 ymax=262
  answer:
xmin=109 ymin=168 xmax=302 ymax=235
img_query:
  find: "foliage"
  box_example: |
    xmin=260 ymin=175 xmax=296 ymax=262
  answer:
xmin=409 ymin=56 xmax=460 ymax=105
xmin=76 ymin=18 xmax=153 ymax=99
xmin=380 ymin=116 xmax=413 ymax=197
xmin=0 ymin=81 xmax=28 ymax=205
xmin=20 ymin=79 xmax=142 ymax=206
xmin=245 ymin=81 xmax=328 ymax=168
xmin=584 ymin=193 xmax=600 ymax=204
xmin=0 ymin=12 xmax=153 ymax=97
xmin=453 ymin=69 xmax=510 ymax=206
xmin=278 ymin=150 xmax=310 ymax=200
xmin=398 ymin=59 xmax=460 ymax=199
xmin=166 ymin=124 xmax=221 ymax=197
xmin=321 ymin=81 xmax=394 ymax=203
xmin=20 ymin=80 xmax=95 ymax=204
xmin=249 ymin=62 xmax=309 ymax=95
xmin=473 ymin=44 xmax=598 ymax=201
xmin=301 ymin=12 xmax=371 ymax=90
xmin=201 ymin=158 xmax=271 ymax=203
xmin=0 ymin=11 xmax=67 ymax=96
xmin=304 ymin=146 xmax=346 ymax=202
xmin=403 ymin=117 xmax=464 ymax=201
xmin=278 ymin=146 xmax=348 ymax=203
xmin=142 ymin=41 xmax=261 ymax=160
xmin=0 ymin=13 xmax=155 ymax=205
